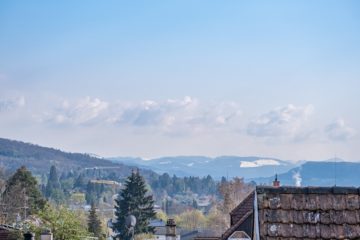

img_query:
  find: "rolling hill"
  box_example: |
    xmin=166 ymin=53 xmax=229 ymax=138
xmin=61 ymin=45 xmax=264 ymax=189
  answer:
xmin=0 ymin=138 xmax=141 ymax=177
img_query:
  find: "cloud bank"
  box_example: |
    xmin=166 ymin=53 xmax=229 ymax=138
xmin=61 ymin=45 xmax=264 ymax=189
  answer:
xmin=47 ymin=97 xmax=109 ymax=125
xmin=325 ymin=119 xmax=356 ymax=141
xmin=43 ymin=96 xmax=242 ymax=135
xmin=247 ymin=104 xmax=314 ymax=138
xmin=0 ymin=94 xmax=357 ymax=159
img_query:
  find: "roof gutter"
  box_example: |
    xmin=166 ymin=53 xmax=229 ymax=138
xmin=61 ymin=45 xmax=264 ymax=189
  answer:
xmin=253 ymin=190 xmax=260 ymax=240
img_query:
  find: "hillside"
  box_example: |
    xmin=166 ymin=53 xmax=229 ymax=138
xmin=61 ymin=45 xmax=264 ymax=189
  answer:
xmin=0 ymin=138 xmax=138 ymax=176
xmin=253 ymin=161 xmax=360 ymax=187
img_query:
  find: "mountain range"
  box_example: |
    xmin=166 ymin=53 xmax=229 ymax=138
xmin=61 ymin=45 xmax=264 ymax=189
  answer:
xmin=109 ymin=156 xmax=299 ymax=179
xmin=1 ymin=137 xmax=359 ymax=187
xmin=111 ymin=156 xmax=360 ymax=187
xmin=253 ymin=160 xmax=360 ymax=187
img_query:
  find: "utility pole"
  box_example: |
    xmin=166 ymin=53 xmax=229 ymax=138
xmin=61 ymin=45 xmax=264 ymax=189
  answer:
xmin=21 ymin=187 xmax=29 ymax=221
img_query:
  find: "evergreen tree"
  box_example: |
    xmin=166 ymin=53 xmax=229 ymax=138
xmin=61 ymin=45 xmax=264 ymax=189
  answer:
xmin=85 ymin=181 xmax=104 ymax=205
xmin=113 ymin=170 xmax=156 ymax=239
xmin=74 ymin=173 xmax=87 ymax=189
xmin=45 ymin=165 xmax=64 ymax=203
xmin=3 ymin=166 xmax=46 ymax=221
xmin=88 ymin=202 xmax=102 ymax=238
xmin=192 ymin=199 xmax=198 ymax=209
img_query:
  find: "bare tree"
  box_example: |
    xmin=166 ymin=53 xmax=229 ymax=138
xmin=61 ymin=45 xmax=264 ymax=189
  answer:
xmin=218 ymin=177 xmax=253 ymax=214
xmin=1 ymin=183 xmax=27 ymax=224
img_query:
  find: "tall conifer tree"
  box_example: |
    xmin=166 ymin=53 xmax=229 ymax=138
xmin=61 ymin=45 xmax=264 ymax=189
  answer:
xmin=45 ymin=165 xmax=64 ymax=203
xmin=45 ymin=165 xmax=61 ymax=197
xmin=113 ymin=170 xmax=156 ymax=239
xmin=88 ymin=202 xmax=102 ymax=238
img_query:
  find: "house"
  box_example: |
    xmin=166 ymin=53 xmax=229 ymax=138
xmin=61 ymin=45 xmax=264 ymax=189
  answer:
xmin=191 ymin=228 xmax=221 ymax=240
xmin=0 ymin=225 xmax=54 ymax=240
xmin=196 ymin=195 xmax=213 ymax=214
xmin=150 ymin=219 xmax=219 ymax=240
xmin=0 ymin=224 xmax=19 ymax=240
xmin=220 ymin=185 xmax=360 ymax=239
xmin=152 ymin=219 xmax=180 ymax=240
xmin=153 ymin=226 xmax=180 ymax=240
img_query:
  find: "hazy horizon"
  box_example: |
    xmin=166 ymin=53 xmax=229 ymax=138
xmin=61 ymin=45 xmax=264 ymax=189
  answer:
xmin=1 ymin=1 xmax=359 ymax=161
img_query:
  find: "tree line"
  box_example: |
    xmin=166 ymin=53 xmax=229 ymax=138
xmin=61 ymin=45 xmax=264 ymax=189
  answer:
xmin=0 ymin=166 xmax=105 ymax=239
xmin=0 ymin=163 xmax=254 ymax=239
xmin=150 ymin=173 xmax=217 ymax=196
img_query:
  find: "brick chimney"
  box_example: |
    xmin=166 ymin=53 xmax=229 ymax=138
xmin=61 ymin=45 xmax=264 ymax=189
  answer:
xmin=273 ymin=174 xmax=280 ymax=187
xmin=166 ymin=218 xmax=176 ymax=240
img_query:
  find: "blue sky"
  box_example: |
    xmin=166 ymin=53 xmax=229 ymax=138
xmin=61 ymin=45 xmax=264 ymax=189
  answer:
xmin=0 ymin=1 xmax=359 ymax=160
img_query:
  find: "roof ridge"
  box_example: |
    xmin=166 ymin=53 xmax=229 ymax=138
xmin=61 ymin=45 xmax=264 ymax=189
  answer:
xmin=230 ymin=190 xmax=255 ymax=215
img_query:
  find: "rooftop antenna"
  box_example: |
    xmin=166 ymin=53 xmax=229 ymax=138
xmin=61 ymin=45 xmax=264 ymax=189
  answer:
xmin=273 ymin=165 xmax=276 ymax=185
xmin=334 ymin=154 xmax=337 ymax=186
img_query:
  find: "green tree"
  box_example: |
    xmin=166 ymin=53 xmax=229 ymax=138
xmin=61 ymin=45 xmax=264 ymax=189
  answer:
xmin=74 ymin=173 xmax=87 ymax=189
xmin=174 ymin=209 xmax=206 ymax=230
xmin=192 ymin=199 xmax=198 ymax=209
xmin=88 ymin=203 xmax=102 ymax=238
xmin=155 ymin=210 xmax=167 ymax=222
xmin=45 ymin=165 xmax=64 ymax=203
xmin=33 ymin=204 xmax=89 ymax=240
xmin=206 ymin=206 xmax=229 ymax=235
xmin=2 ymin=166 xmax=46 ymax=222
xmin=85 ymin=181 xmax=104 ymax=205
xmin=113 ymin=170 xmax=156 ymax=239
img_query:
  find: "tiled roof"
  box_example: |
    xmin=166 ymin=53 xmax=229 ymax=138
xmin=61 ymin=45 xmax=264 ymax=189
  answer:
xmin=221 ymin=210 xmax=253 ymax=240
xmin=257 ymin=186 xmax=360 ymax=239
xmin=230 ymin=191 xmax=255 ymax=226
xmin=0 ymin=225 xmax=19 ymax=240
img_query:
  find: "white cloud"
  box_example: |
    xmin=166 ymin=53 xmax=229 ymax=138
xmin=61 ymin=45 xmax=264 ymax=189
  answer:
xmin=111 ymin=97 xmax=242 ymax=135
xmin=247 ymin=104 xmax=314 ymax=138
xmin=0 ymin=93 xmax=358 ymax=160
xmin=0 ymin=96 xmax=26 ymax=112
xmin=44 ymin=96 xmax=243 ymax=135
xmin=46 ymin=97 xmax=109 ymax=125
xmin=325 ymin=119 xmax=356 ymax=141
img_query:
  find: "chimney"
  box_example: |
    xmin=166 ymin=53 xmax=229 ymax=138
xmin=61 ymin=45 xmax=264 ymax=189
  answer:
xmin=40 ymin=229 xmax=53 ymax=240
xmin=273 ymin=174 xmax=280 ymax=187
xmin=23 ymin=232 xmax=35 ymax=240
xmin=166 ymin=218 xmax=176 ymax=240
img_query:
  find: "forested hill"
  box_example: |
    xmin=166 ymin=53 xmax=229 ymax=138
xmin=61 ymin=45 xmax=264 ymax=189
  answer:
xmin=0 ymin=138 xmax=136 ymax=175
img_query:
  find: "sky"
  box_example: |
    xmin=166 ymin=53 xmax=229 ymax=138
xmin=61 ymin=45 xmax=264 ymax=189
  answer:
xmin=0 ymin=1 xmax=359 ymax=161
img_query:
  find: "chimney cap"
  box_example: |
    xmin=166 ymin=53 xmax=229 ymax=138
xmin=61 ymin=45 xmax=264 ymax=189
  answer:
xmin=41 ymin=229 xmax=52 ymax=234
xmin=166 ymin=218 xmax=176 ymax=227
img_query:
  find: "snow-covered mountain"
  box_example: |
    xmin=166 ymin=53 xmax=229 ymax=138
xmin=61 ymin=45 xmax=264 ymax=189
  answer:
xmin=109 ymin=156 xmax=298 ymax=180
